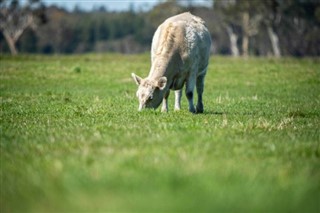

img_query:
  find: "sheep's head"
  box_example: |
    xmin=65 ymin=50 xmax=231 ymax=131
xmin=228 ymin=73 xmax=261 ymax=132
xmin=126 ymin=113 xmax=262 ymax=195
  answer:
xmin=131 ymin=73 xmax=167 ymax=111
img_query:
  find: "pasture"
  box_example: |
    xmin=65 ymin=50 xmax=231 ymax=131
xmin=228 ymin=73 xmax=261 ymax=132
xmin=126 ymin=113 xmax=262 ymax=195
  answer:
xmin=1 ymin=54 xmax=319 ymax=212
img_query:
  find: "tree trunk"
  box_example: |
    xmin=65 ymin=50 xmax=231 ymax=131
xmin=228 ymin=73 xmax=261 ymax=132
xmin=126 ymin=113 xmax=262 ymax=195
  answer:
xmin=3 ymin=32 xmax=18 ymax=55
xmin=242 ymin=12 xmax=250 ymax=57
xmin=267 ymin=26 xmax=281 ymax=57
xmin=242 ymin=35 xmax=249 ymax=57
xmin=226 ymin=26 xmax=239 ymax=57
xmin=0 ymin=14 xmax=34 ymax=55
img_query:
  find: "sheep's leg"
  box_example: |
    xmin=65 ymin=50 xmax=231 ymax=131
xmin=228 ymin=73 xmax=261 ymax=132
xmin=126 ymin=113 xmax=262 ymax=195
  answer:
xmin=174 ymin=90 xmax=182 ymax=111
xmin=196 ymin=71 xmax=207 ymax=113
xmin=185 ymin=76 xmax=196 ymax=113
xmin=196 ymin=67 xmax=208 ymax=113
xmin=161 ymin=90 xmax=170 ymax=112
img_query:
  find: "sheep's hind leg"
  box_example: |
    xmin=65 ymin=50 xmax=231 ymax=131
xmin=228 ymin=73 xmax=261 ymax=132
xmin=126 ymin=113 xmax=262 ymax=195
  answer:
xmin=185 ymin=77 xmax=196 ymax=113
xmin=196 ymin=73 xmax=206 ymax=113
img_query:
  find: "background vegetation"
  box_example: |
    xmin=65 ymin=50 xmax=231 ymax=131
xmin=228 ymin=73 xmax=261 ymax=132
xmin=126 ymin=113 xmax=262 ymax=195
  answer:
xmin=1 ymin=54 xmax=319 ymax=212
xmin=1 ymin=0 xmax=320 ymax=56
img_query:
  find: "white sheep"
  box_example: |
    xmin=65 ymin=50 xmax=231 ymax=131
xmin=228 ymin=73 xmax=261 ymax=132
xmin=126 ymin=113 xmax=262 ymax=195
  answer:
xmin=132 ymin=12 xmax=211 ymax=113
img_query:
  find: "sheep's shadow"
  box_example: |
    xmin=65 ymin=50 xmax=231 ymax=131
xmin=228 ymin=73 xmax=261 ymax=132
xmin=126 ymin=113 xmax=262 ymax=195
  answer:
xmin=202 ymin=110 xmax=257 ymax=116
xmin=201 ymin=110 xmax=225 ymax=115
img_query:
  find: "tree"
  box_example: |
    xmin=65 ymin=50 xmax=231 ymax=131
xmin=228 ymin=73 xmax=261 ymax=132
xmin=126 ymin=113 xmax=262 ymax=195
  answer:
xmin=237 ymin=0 xmax=263 ymax=57
xmin=225 ymin=24 xmax=240 ymax=56
xmin=278 ymin=0 xmax=320 ymax=56
xmin=214 ymin=0 xmax=241 ymax=57
xmin=262 ymin=0 xmax=282 ymax=57
xmin=147 ymin=0 xmax=183 ymax=29
xmin=0 ymin=0 xmax=46 ymax=55
xmin=216 ymin=0 xmax=263 ymax=57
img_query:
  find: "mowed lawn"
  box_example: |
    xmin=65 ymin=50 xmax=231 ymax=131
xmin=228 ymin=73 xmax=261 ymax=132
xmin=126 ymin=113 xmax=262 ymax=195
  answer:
xmin=1 ymin=54 xmax=319 ymax=212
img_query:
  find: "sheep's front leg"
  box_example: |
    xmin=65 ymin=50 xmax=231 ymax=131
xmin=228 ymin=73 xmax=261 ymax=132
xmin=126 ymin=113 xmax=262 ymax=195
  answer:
xmin=161 ymin=90 xmax=170 ymax=112
xmin=174 ymin=90 xmax=182 ymax=111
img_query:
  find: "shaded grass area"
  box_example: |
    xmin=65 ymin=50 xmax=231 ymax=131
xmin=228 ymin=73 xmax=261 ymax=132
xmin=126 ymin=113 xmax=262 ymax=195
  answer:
xmin=1 ymin=54 xmax=319 ymax=212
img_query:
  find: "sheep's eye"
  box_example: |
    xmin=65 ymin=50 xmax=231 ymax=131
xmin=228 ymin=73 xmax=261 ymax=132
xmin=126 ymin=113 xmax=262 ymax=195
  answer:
xmin=149 ymin=95 xmax=153 ymax=100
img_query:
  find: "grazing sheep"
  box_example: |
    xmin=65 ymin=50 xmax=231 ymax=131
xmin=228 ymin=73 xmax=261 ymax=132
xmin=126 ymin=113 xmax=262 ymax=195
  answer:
xmin=132 ymin=12 xmax=211 ymax=113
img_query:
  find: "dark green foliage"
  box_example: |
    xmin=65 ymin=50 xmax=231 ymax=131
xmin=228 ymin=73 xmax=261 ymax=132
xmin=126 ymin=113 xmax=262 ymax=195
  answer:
xmin=1 ymin=0 xmax=319 ymax=56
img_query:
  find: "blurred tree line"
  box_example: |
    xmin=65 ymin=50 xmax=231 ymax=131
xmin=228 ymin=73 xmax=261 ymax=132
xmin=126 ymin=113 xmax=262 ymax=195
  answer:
xmin=1 ymin=0 xmax=319 ymax=56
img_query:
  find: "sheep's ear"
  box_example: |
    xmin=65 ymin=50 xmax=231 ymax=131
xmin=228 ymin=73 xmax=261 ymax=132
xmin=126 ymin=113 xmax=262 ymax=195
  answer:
xmin=131 ymin=73 xmax=142 ymax=86
xmin=157 ymin=77 xmax=167 ymax=90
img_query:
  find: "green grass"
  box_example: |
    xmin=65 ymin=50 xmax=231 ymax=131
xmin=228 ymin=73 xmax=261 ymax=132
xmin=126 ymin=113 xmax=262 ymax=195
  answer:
xmin=1 ymin=54 xmax=319 ymax=212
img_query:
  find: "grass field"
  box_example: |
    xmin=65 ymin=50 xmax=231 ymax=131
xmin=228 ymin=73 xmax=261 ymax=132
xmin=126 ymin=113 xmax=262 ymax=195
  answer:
xmin=1 ymin=54 xmax=319 ymax=212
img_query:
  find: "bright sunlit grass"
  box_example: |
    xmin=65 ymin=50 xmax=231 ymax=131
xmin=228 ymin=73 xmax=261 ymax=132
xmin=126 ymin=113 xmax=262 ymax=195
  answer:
xmin=1 ymin=54 xmax=319 ymax=212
